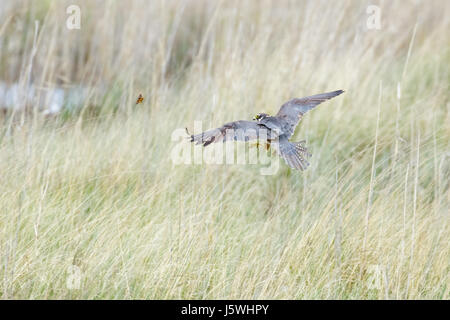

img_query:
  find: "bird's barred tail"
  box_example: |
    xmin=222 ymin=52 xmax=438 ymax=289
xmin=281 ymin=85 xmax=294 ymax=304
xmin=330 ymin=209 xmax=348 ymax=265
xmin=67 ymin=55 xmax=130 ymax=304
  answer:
xmin=278 ymin=140 xmax=312 ymax=171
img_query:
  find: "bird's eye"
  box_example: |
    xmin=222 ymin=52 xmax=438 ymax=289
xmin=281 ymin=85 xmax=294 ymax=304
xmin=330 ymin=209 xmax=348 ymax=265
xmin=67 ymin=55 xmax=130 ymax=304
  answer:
xmin=255 ymin=114 xmax=260 ymax=120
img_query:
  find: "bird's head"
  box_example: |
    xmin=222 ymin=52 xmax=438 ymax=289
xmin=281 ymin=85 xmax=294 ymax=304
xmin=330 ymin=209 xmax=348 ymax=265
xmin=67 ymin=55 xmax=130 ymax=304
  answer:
xmin=253 ymin=113 xmax=269 ymax=121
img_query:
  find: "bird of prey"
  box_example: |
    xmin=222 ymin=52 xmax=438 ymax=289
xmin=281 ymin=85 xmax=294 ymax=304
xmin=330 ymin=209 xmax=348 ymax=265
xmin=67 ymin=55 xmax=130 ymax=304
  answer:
xmin=189 ymin=90 xmax=344 ymax=170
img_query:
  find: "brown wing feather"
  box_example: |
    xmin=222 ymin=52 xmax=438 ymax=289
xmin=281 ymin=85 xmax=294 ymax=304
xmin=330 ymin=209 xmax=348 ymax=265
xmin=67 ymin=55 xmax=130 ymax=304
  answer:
xmin=190 ymin=120 xmax=277 ymax=146
xmin=276 ymin=90 xmax=344 ymax=137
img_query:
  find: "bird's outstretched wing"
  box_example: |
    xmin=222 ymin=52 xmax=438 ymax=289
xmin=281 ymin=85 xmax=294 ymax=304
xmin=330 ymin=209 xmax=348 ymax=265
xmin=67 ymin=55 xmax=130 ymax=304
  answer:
xmin=276 ymin=90 xmax=344 ymax=137
xmin=189 ymin=120 xmax=277 ymax=147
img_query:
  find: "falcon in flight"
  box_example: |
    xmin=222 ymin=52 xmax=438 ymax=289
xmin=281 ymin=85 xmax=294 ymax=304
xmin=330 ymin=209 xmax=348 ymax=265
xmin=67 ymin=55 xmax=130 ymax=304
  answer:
xmin=189 ymin=90 xmax=344 ymax=170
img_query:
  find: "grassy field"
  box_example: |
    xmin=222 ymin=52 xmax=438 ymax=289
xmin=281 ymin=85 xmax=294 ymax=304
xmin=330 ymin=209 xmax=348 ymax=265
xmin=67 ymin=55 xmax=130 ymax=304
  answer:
xmin=0 ymin=0 xmax=449 ymax=299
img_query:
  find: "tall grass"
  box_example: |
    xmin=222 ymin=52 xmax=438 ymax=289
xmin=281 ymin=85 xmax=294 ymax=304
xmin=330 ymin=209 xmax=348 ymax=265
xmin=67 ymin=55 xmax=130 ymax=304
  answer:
xmin=0 ymin=0 xmax=449 ymax=299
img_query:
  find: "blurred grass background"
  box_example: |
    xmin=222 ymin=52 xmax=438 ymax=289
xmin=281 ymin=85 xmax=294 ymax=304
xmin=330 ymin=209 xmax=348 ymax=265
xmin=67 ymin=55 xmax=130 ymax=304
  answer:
xmin=0 ymin=0 xmax=448 ymax=299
